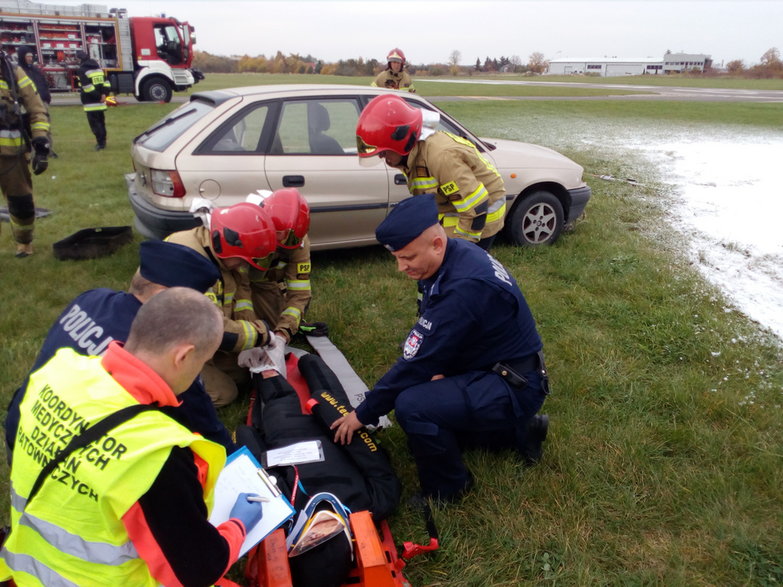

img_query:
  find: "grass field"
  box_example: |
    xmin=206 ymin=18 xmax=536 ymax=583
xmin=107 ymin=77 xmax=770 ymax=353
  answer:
xmin=1 ymin=82 xmax=781 ymax=585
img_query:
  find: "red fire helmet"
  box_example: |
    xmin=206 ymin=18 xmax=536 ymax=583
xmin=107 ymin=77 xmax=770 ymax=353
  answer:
xmin=355 ymin=94 xmax=422 ymax=158
xmin=261 ymin=188 xmax=310 ymax=249
xmin=210 ymin=203 xmax=277 ymax=270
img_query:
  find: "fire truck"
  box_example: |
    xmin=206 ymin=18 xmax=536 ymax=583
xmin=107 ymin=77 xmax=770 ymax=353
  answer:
xmin=0 ymin=0 xmax=202 ymax=102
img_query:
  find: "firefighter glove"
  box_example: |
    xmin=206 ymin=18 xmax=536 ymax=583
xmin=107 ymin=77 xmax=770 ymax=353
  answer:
xmin=31 ymin=137 xmax=49 ymax=175
xmin=229 ymin=493 xmax=264 ymax=531
xmin=32 ymin=136 xmax=50 ymax=156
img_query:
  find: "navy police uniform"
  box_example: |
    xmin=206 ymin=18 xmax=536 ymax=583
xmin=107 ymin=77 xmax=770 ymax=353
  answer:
xmin=357 ymin=194 xmax=549 ymax=500
xmin=4 ymin=241 xmax=234 ymax=459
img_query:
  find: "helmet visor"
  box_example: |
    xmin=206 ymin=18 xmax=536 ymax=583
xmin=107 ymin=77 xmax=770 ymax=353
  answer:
xmin=356 ymin=135 xmax=379 ymax=157
xmin=277 ymin=229 xmax=303 ymax=249
xmin=250 ymin=253 xmax=275 ymax=271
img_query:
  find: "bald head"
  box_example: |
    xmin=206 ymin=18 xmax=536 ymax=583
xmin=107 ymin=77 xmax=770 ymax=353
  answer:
xmin=125 ymin=287 xmax=223 ymax=394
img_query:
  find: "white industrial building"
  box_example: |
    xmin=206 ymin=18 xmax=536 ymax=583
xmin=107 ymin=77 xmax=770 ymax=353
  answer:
xmin=546 ymin=52 xmax=711 ymax=77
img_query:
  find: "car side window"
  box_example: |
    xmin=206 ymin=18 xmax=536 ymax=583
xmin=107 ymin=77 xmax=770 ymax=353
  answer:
xmin=275 ymin=99 xmax=360 ymax=155
xmin=199 ymin=104 xmax=270 ymax=154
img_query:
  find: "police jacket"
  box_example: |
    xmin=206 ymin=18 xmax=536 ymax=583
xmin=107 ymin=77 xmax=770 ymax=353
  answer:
xmin=0 ymin=58 xmax=49 ymax=156
xmin=398 ymin=131 xmax=507 ymax=242
xmin=356 ymin=238 xmax=542 ymax=425
xmin=248 ymin=236 xmax=312 ymax=341
xmin=17 ymin=47 xmax=50 ymax=104
xmin=0 ymin=344 xmax=245 ymax=586
xmin=166 ymin=226 xmax=272 ymax=351
xmin=76 ymin=57 xmax=109 ymax=109
xmin=371 ymin=69 xmax=415 ymax=92
xmin=4 ymin=288 xmax=234 ymax=456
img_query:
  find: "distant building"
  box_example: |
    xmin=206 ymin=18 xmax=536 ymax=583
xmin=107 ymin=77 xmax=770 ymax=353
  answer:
xmin=662 ymin=52 xmax=713 ymax=73
xmin=546 ymin=52 xmax=711 ymax=76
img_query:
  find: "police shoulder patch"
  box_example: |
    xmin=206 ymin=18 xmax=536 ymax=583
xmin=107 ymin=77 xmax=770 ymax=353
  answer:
xmin=403 ymin=329 xmax=424 ymax=360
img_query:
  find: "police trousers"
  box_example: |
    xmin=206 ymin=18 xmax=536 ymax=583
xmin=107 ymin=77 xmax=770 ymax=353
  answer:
xmin=394 ymin=369 xmax=547 ymax=500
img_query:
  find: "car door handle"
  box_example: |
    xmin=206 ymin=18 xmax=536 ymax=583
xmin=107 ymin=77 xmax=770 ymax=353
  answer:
xmin=394 ymin=174 xmax=407 ymax=185
xmin=282 ymin=175 xmax=305 ymax=187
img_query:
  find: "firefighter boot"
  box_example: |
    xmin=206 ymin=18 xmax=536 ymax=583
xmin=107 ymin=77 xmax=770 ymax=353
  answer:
xmin=520 ymin=414 xmax=549 ymax=466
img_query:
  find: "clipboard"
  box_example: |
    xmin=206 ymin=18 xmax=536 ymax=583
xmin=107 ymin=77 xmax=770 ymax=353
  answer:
xmin=208 ymin=446 xmax=295 ymax=556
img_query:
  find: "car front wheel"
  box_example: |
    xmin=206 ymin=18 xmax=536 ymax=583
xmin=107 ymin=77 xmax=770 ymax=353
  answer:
xmin=506 ymin=190 xmax=564 ymax=246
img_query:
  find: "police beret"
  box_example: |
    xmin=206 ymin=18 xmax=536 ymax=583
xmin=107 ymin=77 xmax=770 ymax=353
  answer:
xmin=139 ymin=240 xmax=220 ymax=293
xmin=375 ymin=194 xmax=438 ymax=251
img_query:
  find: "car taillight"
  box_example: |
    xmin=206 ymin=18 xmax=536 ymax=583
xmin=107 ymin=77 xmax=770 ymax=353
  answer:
xmin=150 ymin=169 xmax=185 ymax=198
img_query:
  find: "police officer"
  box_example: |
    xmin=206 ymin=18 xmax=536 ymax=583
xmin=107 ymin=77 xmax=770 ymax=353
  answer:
xmin=357 ymin=93 xmax=506 ymax=250
xmin=76 ymin=50 xmax=110 ymax=150
xmin=1 ymin=288 xmax=264 ymax=586
xmin=166 ymin=202 xmax=278 ymax=407
xmin=4 ymin=240 xmax=234 ymax=459
xmin=332 ymin=194 xmax=549 ymax=501
xmin=371 ymin=48 xmax=415 ymax=92
xmin=247 ymin=188 xmax=312 ymax=346
xmin=0 ymin=49 xmax=50 ymax=257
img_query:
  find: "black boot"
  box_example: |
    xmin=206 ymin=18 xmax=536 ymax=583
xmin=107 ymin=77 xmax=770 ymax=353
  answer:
xmin=521 ymin=414 xmax=549 ymax=466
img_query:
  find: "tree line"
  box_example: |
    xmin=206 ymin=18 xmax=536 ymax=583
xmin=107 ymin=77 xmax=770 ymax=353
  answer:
xmin=193 ymin=47 xmax=783 ymax=79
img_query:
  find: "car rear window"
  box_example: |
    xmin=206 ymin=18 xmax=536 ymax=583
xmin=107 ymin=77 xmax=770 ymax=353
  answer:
xmin=134 ymin=99 xmax=216 ymax=152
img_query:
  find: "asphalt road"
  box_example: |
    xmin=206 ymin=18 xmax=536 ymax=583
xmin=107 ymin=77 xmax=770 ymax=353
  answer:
xmin=49 ymin=79 xmax=783 ymax=106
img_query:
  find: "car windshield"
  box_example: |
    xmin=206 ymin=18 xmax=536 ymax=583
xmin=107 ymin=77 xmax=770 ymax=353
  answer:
xmin=134 ymin=100 xmax=215 ymax=152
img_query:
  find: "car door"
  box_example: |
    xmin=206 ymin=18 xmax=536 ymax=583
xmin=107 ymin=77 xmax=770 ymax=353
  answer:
xmin=263 ymin=97 xmax=392 ymax=249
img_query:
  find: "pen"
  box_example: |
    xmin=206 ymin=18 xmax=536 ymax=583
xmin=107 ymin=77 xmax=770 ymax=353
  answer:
xmin=247 ymin=496 xmax=270 ymax=503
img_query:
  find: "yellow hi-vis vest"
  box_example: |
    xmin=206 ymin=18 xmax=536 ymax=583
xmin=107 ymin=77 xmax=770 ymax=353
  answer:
xmin=0 ymin=348 xmax=226 ymax=586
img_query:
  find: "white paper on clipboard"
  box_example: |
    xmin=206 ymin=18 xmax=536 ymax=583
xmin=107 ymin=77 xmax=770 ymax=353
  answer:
xmin=263 ymin=440 xmax=324 ymax=467
xmin=208 ymin=446 xmax=295 ymax=556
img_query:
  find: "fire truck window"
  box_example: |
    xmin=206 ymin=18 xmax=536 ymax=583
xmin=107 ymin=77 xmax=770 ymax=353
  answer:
xmin=154 ymin=25 xmax=182 ymax=65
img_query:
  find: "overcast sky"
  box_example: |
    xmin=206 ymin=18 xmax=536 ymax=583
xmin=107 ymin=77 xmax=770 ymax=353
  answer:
xmin=56 ymin=0 xmax=781 ymax=67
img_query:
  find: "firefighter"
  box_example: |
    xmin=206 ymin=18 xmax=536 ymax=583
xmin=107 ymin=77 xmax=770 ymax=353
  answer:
xmin=17 ymin=46 xmax=57 ymax=158
xmin=0 ymin=288 xmax=264 ymax=586
xmin=247 ymin=188 xmax=312 ymax=348
xmin=371 ymin=48 xmax=415 ymax=92
xmin=76 ymin=50 xmax=110 ymax=150
xmin=357 ymin=93 xmax=507 ymax=250
xmin=332 ymin=194 xmax=550 ymax=502
xmin=0 ymin=49 xmax=50 ymax=258
xmin=3 ymin=240 xmax=234 ymax=462
xmin=166 ymin=202 xmax=278 ymax=407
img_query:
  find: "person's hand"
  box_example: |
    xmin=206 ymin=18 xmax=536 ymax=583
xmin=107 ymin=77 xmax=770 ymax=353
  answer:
xmin=265 ymin=333 xmax=287 ymax=378
xmin=229 ymin=493 xmax=264 ymax=532
xmin=31 ymin=137 xmax=49 ymax=176
xmin=431 ymin=374 xmax=444 ymax=381
xmin=237 ymin=347 xmax=275 ymax=373
xmin=330 ymin=410 xmax=363 ymax=445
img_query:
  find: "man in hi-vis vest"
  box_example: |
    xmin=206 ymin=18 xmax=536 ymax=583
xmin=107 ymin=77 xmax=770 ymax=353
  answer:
xmin=1 ymin=288 xmax=264 ymax=586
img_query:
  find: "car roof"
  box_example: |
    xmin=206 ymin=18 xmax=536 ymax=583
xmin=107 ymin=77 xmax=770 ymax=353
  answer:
xmin=189 ymin=84 xmax=425 ymax=105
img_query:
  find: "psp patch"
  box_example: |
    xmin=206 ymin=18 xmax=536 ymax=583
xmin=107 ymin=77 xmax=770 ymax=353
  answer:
xmin=403 ymin=329 xmax=424 ymax=360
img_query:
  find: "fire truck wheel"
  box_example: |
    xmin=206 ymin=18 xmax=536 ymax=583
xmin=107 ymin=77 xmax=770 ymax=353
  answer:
xmin=140 ymin=78 xmax=173 ymax=103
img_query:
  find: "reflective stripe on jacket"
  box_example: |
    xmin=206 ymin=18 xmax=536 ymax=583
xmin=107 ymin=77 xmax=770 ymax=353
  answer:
xmin=0 ymin=348 xmax=224 ymax=586
xmin=248 ymin=236 xmax=312 ymax=340
xmin=401 ymin=131 xmax=507 ymax=241
xmin=166 ymin=226 xmax=271 ymax=350
xmin=0 ymin=66 xmax=49 ymax=155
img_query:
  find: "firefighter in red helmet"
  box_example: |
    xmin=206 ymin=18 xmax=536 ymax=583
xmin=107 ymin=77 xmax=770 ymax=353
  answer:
xmin=166 ymin=202 xmax=278 ymax=406
xmin=357 ymin=94 xmax=506 ymax=250
xmin=245 ymin=188 xmax=312 ymax=346
xmin=371 ymin=47 xmax=415 ymax=92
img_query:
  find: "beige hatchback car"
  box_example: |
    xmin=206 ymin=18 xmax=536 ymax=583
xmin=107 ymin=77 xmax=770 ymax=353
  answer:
xmin=127 ymin=84 xmax=591 ymax=249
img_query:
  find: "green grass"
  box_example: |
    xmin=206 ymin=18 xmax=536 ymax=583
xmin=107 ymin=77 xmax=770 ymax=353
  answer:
xmin=1 ymin=94 xmax=782 ymax=585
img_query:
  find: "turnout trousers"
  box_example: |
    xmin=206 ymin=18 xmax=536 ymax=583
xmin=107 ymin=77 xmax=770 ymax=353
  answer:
xmin=394 ymin=369 xmax=546 ymax=500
